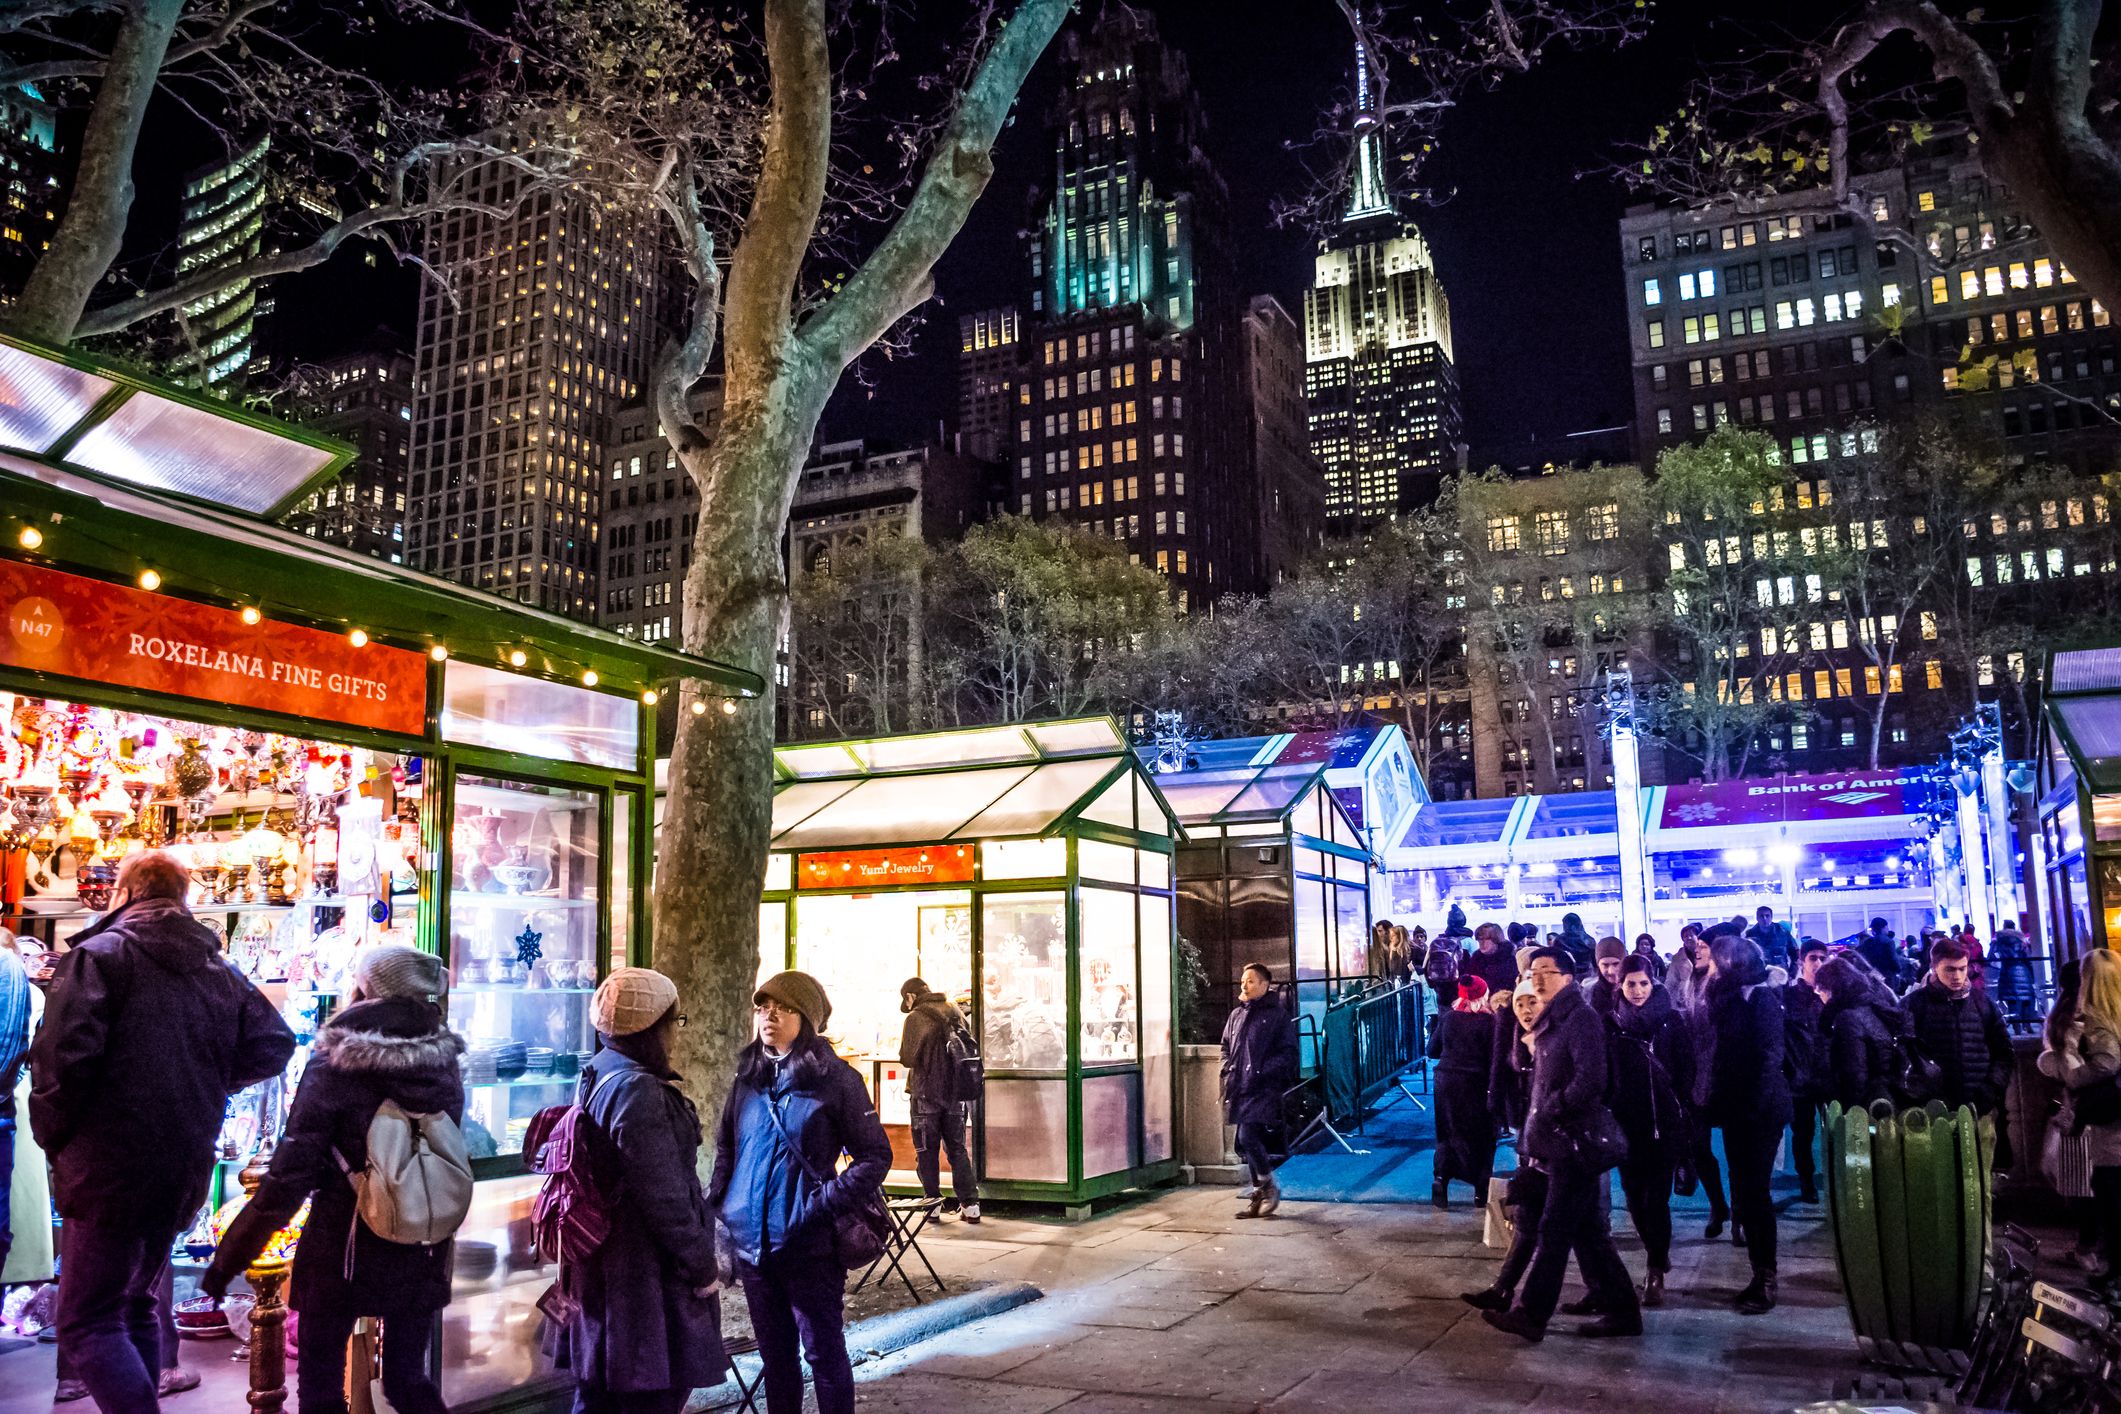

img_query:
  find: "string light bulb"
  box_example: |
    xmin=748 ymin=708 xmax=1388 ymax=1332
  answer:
xmin=508 ymin=649 xmax=528 ymax=668
xmin=721 ymin=699 xmax=737 ymax=716
xmin=641 ymin=689 xmax=659 ymax=706
xmin=581 ymin=670 xmax=598 ymax=687
xmin=137 ymin=569 xmax=161 ymax=591
xmin=691 ymin=699 xmax=707 ymax=715
xmin=347 ymin=628 xmax=369 ymax=648
xmin=240 ymin=606 xmax=262 ymax=625
xmin=429 ymin=644 xmax=449 ymax=662
xmin=17 ymin=525 xmax=43 ymax=550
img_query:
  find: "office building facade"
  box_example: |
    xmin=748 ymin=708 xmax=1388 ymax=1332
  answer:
xmin=956 ymin=306 xmax=1022 ymax=462
xmin=1241 ymin=295 xmax=1329 ymax=583
xmin=0 ymin=84 xmax=60 ymax=302
xmin=283 ymin=348 xmax=415 ymax=563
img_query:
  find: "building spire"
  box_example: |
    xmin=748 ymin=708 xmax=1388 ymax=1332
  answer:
xmin=1344 ymin=35 xmax=1392 ymax=220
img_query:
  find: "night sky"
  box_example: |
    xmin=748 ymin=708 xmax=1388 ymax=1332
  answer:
xmin=247 ymin=1 xmax=1855 ymax=458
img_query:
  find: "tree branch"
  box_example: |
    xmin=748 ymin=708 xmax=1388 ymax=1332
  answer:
xmin=651 ymin=157 xmax=722 ymax=457
xmin=802 ymin=0 xmax=1068 ymax=370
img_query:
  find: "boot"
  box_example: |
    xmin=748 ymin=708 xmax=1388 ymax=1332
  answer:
xmin=1432 ymin=1179 xmax=1450 ymax=1210
xmin=1259 ymin=1175 xmax=1282 ymax=1217
xmin=1577 ymin=1311 xmax=1645 ymax=1338
xmin=1459 ymin=1285 xmax=1511 ymax=1311
xmin=1640 ymin=1270 xmax=1666 ymax=1309
xmin=1703 ymin=1214 xmax=1726 ymax=1241
xmin=1731 ymin=1220 xmax=1747 ymax=1247
xmin=1735 ymin=1274 xmax=1777 ymax=1315
xmin=1560 ymin=1291 xmax=1613 ymax=1317
xmin=1236 ymin=1189 xmax=1265 ymax=1219
xmin=1480 ymin=1307 xmax=1546 ymax=1343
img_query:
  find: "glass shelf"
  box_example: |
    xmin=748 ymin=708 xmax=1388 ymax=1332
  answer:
xmin=451 ymin=891 xmax=597 ymax=912
xmin=450 ymin=985 xmax=595 ymax=996
xmin=465 ymin=1074 xmax=579 ymax=1090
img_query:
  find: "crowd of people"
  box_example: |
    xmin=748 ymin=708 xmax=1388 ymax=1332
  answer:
xmin=5 ymin=850 xmax=905 ymax=1414
xmin=1229 ymin=903 xmax=2026 ymax=1342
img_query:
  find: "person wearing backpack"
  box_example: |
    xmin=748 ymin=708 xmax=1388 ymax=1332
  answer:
xmin=556 ymin=967 xmax=728 ymax=1414
xmin=897 ymin=976 xmax=979 ymax=1223
xmin=202 ymin=944 xmax=463 ymax=1414
xmin=710 ymin=972 xmax=890 ymax=1414
xmin=1608 ymin=954 xmax=1694 ymax=1308
xmin=1814 ymin=954 xmax=1911 ymax=1112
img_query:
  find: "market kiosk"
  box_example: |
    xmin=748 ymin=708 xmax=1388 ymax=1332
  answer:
xmin=0 ymin=334 xmax=760 ymax=1411
xmin=2039 ymin=645 xmax=2121 ymax=959
xmin=759 ymin=718 xmax=1181 ymax=1208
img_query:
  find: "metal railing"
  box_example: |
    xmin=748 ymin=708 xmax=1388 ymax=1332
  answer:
xmin=1320 ymin=978 xmax=1426 ymax=1130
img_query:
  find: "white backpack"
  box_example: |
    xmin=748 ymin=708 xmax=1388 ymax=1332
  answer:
xmin=340 ymin=1100 xmax=475 ymax=1246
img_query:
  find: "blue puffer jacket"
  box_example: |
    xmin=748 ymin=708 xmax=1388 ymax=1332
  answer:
xmin=708 ymin=1040 xmax=891 ymax=1267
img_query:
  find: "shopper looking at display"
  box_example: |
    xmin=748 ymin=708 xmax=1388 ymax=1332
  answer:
xmin=29 ymin=849 xmax=296 ymax=1414
xmin=202 ymin=945 xmax=464 ymax=1414
xmin=897 ymin=976 xmax=979 ymax=1224
xmin=1220 ymin=962 xmax=1298 ymax=1219
xmin=0 ymin=928 xmax=28 ymax=1280
xmin=711 ymin=971 xmax=890 ymax=1414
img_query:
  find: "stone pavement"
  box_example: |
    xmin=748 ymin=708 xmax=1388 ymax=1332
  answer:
xmin=840 ymin=1182 xmax=1876 ymax=1413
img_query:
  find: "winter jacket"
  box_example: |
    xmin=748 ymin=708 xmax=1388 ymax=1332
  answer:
xmin=1607 ymin=986 xmax=1694 ymax=1160
xmin=709 ymin=1041 xmax=891 ymax=1268
xmin=1556 ymin=916 xmax=1597 ymax=974
xmin=1855 ymin=929 xmax=1904 ymax=988
xmin=1704 ymin=978 xmax=1793 ymax=1130
xmin=1220 ymin=992 xmax=1298 ymax=1127
xmin=1746 ymin=920 xmax=1798 ymax=971
xmin=898 ymin=993 xmax=970 ymax=1105
xmin=28 ymin=897 xmax=294 ymax=1227
xmin=1518 ymin=984 xmax=1619 ymax=1170
xmin=1426 ymin=1005 xmax=1497 ymax=1079
xmin=1903 ymin=978 xmax=2013 ymax=1115
xmin=1664 ymin=949 xmax=1707 ymax=1016
xmin=1489 ymin=1007 xmax=1532 ymax=1130
xmin=1464 ymin=944 xmax=1518 ymax=998
xmin=1821 ymin=992 xmax=1902 ymax=1112
xmin=2038 ymin=1017 xmax=2121 ymax=1168
xmin=564 ymin=1048 xmax=728 ymax=1394
xmin=1783 ymin=981 xmax=1826 ymax=1100
xmin=1585 ymin=976 xmax=1621 ymax=1018
xmin=208 ymin=996 xmax=464 ymax=1315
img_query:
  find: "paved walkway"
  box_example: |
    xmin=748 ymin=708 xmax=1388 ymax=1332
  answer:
xmin=844 ymin=1178 xmax=1874 ymax=1413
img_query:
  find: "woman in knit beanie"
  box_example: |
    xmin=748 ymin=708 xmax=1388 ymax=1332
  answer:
xmin=1425 ymin=974 xmax=1498 ymax=1210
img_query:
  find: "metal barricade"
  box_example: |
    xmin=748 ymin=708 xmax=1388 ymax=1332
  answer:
xmin=1317 ymin=979 xmax=1426 ymax=1134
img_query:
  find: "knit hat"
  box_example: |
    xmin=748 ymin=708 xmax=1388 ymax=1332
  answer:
xmin=900 ymin=976 xmax=929 ymax=999
xmin=1457 ymin=975 xmax=1489 ymax=1003
xmin=754 ymin=970 xmax=831 ymax=1033
xmin=1595 ymin=935 xmax=1628 ymax=963
xmin=357 ymin=945 xmax=446 ymax=1003
xmin=593 ymin=967 xmax=679 ymax=1037
xmin=1514 ymin=945 xmax=1536 ymax=977
xmin=1513 ymin=977 xmax=1540 ymax=1003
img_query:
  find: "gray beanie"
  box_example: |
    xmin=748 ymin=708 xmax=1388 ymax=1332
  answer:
xmin=356 ymin=945 xmax=446 ymax=1003
xmin=754 ymin=970 xmax=832 ymax=1034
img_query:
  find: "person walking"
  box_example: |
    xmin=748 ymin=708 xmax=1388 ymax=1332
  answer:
xmin=29 ymin=850 xmax=294 ymax=1414
xmin=1665 ymin=927 xmax=1731 ymax=1241
xmin=1482 ymin=948 xmax=1642 ymax=1343
xmin=1556 ymin=914 xmax=1598 ymax=975
xmin=1586 ymin=937 xmax=1627 ymax=1017
xmin=2037 ymin=960 xmax=2104 ymax=1271
xmin=1746 ymin=907 xmax=1798 ymax=974
xmin=1703 ymin=935 xmax=1792 ymax=1314
xmin=1462 ymin=978 xmax=1548 ymax=1313
xmin=1221 ymin=962 xmax=1298 ymax=1218
xmin=896 ymin=977 xmax=978 ymax=1224
xmin=1465 ymin=922 xmax=1519 ymax=997
xmin=711 ymin=972 xmax=889 ymax=1414
xmin=1855 ymin=917 xmax=1904 ymax=990
xmin=202 ymin=946 xmax=464 ymax=1414
xmin=1904 ymin=937 xmax=2013 ymax=1117
xmin=1813 ymin=955 xmax=1905 ymax=1110
xmin=2039 ymin=949 xmax=2121 ymax=1277
xmin=1608 ymin=954 xmax=1693 ymax=1307
xmin=1426 ymin=976 xmax=1499 ymax=1210
xmin=1783 ymin=940 xmax=1830 ymax=1204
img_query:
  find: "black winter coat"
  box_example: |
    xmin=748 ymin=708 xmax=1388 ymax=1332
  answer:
xmin=1783 ymin=981 xmax=1826 ymax=1100
xmin=1519 ymin=985 xmax=1619 ymax=1170
xmin=1855 ymin=930 xmax=1904 ymax=988
xmin=1427 ymin=1004 xmax=1497 ymax=1077
xmin=1705 ymin=979 xmax=1793 ymax=1130
xmin=1464 ymin=945 xmax=1518 ymax=998
xmin=709 ymin=1041 xmax=892 ymax=1268
xmin=567 ymin=1048 xmax=728 ymax=1395
xmin=898 ymin=993 xmax=969 ymax=1105
xmin=29 ymin=897 xmax=293 ymax=1227
xmin=1220 ymin=992 xmax=1298 ymax=1126
xmin=1490 ymin=1007 xmax=1533 ymax=1130
xmin=1903 ymin=979 xmax=2012 ymax=1114
xmin=1607 ymin=986 xmax=1695 ymax=1160
xmin=1585 ymin=976 xmax=1621 ymax=1018
xmin=208 ymin=996 xmax=464 ymax=1315
xmin=1821 ymin=993 xmax=1902 ymax=1112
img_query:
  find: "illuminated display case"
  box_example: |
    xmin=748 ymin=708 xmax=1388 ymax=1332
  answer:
xmin=751 ymin=718 xmax=1181 ymax=1206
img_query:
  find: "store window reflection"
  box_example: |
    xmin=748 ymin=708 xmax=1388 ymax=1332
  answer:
xmin=1078 ymin=886 xmax=1138 ymax=1063
xmin=981 ymin=892 xmax=1066 ymax=1070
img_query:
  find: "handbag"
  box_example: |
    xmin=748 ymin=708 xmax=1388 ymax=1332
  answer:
xmin=1556 ymin=1105 xmax=1629 ymax=1173
xmin=761 ymin=1093 xmax=891 ymax=1271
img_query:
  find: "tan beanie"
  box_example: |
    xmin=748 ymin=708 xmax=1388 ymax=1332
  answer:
xmin=593 ymin=967 xmax=680 ymax=1036
xmin=753 ymin=970 xmax=831 ymax=1033
xmin=356 ymin=945 xmax=446 ymax=1003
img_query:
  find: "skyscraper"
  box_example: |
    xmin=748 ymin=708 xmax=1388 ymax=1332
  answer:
xmin=283 ymin=344 xmax=415 ymax=563
xmin=173 ymin=138 xmax=271 ymax=390
xmin=404 ymin=146 xmax=664 ymax=620
xmin=956 ymin=306 xmax=1021 ymax=462
xmin=1303 ymin=53 xmax=1462 ymax=521
xmin=0 ymin=84 xmax=61 ymax=304
xmin=1015 ymin=7 xmax=1254 ymax=603
xmin=1240 ymin=295 xmax=1328 ymax=583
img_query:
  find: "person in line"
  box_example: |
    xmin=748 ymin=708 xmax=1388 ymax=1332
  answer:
xmin=1426 ymin=975 xmax=1498 ymax=1210
xmin=896 ymin=977 xmax=978 ymax=1224
xmin=1369 ymin=919 xmax=1397 ymax=980
xmin=1746 ymin=907 xmax=1798 ymax=974
xmin=1904 ymin=936 xmax=2014 ymax=1118
xmin=712 ymin=972 xmax=889 ymax=1414
xmin=1465 ymin=922 xmax=1519 ymax=997
xmin=1420 ymin=926 xmax=1463 ymax=1000
xmin=1663 ymin=925 xmax=1709 ymax=1014
xmin=1631 ymin=934 xmax=1664 ymax=967
xmin=1585 ymin=938 xmax=1627 ymax=1017
xmin=1461 ymin=978 xmax=1548 ymax=1313
xmin=1482 ymin=948 xmax=1642 ymax=1343
xmin=1991 ymin=919 xmax=2036 ymax=1026
xmin=1782 ymin=940 xmax=1830 ymax=1205
xmin=1813 ymin=954 xmax=1905 ymax=1110
xmin=203 ymin=946 xmax=464 ymax=1414
xmin=1608 ymin=954 xmax=1693 ymax=1307
xmin=1855 ymin=917 xmax=1904 ymax=990
xmin=1555 ymin=914 xmax=1597 ymax=975
xmin=1703 ymin=935 xmax=1791 ymax=1315
xmin=1665 ymin=926 xmax=1730 ymax=1241
xmin=30 ymin=850 xmax=294 ymax=1414
xmin=1221 ymin=962 xmax=1298 ymax=1219
xmin=2038 ymin=960 xmax=2104 ymax=1271
xmin=2039 ymin=950 xmax=2121 ymax=1277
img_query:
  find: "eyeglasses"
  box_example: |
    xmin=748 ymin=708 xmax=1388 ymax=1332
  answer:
xmin=753 ymin=1000 xmax=796 ymax=1019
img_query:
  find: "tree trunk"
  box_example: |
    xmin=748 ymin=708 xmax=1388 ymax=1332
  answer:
xmin=1986 ymin=110 xmax=2121 ymax=325
xmin=7 ymin=0 xmax=185 ymax=344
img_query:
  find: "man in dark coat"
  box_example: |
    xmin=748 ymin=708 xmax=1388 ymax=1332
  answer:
xmin=1221 ymin=963 xmax=1298 ymax=1218
xmin=1855 ymin=917 xmax=1903 ymax=989
xmin=1585 ymin=936 xmax=1627 ymax=1017
xmin=1746 ymin=907 xmax=1798 ymax=973
xmin=1783 ymin=940 xmax=1830 ymax=1204
xmin=30 ymin=851 xmax=293 ymax=1414
xmin=1705 ymin=938 xmax=1793 ymax=1315
xmin=898 ymin=976 xmax=979 ymax=1222
xmin=1903 ymin=936 xmax=2013 ymax=1116
xmin=204 ymin=946 xmax=464 ymax=1414
xmin=1484 ymin=948 xmax=1642 ymax=1343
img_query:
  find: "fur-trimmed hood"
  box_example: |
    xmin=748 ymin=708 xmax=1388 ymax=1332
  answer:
xmin=313 ymin=996 xmax=464 ymax=1075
